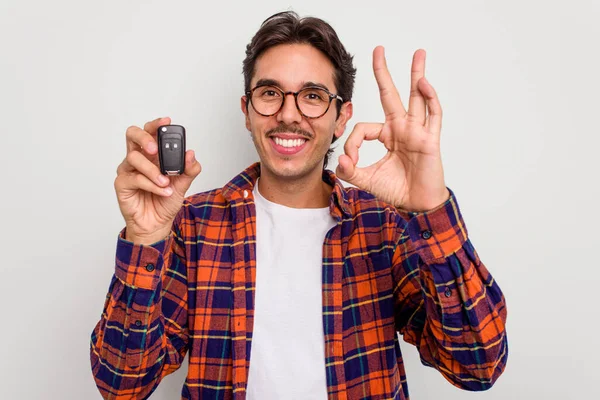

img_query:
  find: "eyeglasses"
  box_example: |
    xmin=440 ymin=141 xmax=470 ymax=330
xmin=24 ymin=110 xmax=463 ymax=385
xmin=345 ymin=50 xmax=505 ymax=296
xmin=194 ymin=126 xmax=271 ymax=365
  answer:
xmin=245 ymin=84 xmax=343 ymax=119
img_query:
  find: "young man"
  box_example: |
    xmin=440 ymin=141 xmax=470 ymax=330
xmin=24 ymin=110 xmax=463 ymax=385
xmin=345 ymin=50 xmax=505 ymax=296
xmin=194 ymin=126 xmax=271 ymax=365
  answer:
xmin=91 ymin=11 xmax=508 ymax=400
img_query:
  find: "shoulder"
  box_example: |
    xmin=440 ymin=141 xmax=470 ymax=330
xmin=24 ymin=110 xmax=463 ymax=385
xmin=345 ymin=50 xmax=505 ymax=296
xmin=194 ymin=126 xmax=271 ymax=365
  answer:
xmin=184 ymin=188 xmax=228 ymax=207
xmin=171 ymin=188 xmax=231 ymax=224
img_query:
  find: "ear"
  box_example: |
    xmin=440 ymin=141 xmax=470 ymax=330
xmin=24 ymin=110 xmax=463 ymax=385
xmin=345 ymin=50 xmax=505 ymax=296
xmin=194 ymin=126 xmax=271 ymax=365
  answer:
xmin=241 ymin=95 xmax=251 ymax=131
xmin=334 ymin=101 xmax=353 ymax=139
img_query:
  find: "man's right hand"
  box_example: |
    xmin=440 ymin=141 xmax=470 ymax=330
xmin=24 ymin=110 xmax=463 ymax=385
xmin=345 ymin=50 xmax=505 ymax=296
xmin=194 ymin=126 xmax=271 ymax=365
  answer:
xmin=114 ymin=117 xmax=202 ymax=245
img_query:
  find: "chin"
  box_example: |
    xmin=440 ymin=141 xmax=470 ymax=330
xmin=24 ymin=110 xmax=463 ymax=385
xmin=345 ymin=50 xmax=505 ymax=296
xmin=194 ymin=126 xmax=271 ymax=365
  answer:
xmin=263 ymin=157 xmax=320 ymax=180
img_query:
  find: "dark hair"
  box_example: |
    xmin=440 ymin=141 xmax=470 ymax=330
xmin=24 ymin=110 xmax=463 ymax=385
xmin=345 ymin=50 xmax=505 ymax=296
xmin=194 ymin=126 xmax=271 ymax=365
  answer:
xmin=243 ymin=11 xmax=356 ymax=169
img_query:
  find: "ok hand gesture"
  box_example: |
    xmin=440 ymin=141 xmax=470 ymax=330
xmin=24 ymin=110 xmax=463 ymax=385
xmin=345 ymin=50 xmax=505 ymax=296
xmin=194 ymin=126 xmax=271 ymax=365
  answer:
xmin=336 ymin=46 xmax=450 ymax=212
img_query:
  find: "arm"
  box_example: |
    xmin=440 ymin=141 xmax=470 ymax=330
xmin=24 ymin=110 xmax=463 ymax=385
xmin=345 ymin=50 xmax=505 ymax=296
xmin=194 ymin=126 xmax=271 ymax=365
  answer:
xmin=90 ymin=208 xmax=189 ymax=399
xmin=392 ymin=190 xmax=508 ymax=391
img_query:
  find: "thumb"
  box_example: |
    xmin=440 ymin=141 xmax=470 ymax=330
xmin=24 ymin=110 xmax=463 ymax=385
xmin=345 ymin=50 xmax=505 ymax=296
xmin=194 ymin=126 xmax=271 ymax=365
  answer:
xmin=336 ymin=153 xmax=367 ymax=186
xmin=172 ymin=150 xmax=202 ymax=195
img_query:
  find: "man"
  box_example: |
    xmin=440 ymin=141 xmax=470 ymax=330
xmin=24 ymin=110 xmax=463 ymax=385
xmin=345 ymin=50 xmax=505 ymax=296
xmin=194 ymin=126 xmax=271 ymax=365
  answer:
xmin=90 ymin=11 xmax=508 ymax=400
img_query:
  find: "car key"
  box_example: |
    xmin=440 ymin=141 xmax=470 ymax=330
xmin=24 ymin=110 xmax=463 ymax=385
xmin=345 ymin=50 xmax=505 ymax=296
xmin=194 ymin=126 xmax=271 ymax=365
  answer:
xmin=157 ymin=124 xmax=186 ymax=175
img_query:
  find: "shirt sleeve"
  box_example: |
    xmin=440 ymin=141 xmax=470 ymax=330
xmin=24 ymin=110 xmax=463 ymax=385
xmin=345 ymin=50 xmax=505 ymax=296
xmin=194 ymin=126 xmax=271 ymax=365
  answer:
xmin=90 ymin=207 xmax=190 ymax=399
xmin=391 ymin=188 xmax=508 ymax=391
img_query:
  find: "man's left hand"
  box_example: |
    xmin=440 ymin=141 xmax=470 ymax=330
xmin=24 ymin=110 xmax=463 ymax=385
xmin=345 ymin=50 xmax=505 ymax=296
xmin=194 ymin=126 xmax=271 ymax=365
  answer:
xmin=336 ymin=46 xmax=450 ymax=212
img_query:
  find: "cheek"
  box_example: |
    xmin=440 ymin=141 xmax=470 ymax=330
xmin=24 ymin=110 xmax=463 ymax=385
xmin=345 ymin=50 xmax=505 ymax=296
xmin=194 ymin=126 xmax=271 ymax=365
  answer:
xmin=315 ymin=120 xmax=337 ymax=145
xmin=309 ymin=117 xmax=333 ymax=137
xmin=247 ymin=114 xmax=268 ymax=134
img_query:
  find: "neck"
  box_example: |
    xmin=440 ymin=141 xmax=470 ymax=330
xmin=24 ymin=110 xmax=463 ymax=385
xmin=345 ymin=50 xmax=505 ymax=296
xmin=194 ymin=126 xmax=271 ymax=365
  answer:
xmin=257 ymin=165 xmax=332 ymax=209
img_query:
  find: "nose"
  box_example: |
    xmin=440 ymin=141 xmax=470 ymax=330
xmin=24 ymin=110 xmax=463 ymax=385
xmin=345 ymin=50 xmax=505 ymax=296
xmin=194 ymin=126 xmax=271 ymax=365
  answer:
xmin=276 ymin=93 xmax=303 ymax=125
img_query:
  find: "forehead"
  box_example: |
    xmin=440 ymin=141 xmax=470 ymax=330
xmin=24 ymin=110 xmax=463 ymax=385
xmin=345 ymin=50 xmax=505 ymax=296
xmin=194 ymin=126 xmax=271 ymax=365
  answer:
xmin=251 ymin=43 xmax=336 ymax=91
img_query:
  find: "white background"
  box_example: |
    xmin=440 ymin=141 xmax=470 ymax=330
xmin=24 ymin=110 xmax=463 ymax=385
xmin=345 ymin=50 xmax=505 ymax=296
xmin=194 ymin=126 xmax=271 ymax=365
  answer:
xmin=1 ymin=0 xmax=599 ymax=399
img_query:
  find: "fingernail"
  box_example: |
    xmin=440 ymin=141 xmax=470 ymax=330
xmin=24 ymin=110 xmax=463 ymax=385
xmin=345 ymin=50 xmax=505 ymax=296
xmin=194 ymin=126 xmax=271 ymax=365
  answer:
xmin=158 ymin=175 xmax=169 ymax=185
xmin=148 ymin=142 xmax=157 ymax=152
xmin=163 ymin=186 xmax=173 ymax=196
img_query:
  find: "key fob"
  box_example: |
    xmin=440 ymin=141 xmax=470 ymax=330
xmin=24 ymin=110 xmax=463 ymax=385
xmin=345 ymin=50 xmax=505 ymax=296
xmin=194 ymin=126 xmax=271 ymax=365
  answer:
xmin=157 ymin=124 xmax=186 ymax=175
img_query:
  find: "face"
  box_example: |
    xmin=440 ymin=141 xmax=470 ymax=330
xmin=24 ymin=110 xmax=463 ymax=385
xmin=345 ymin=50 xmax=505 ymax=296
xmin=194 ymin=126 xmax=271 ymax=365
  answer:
xmin=241 ymin=43 xmax=352 ymax=180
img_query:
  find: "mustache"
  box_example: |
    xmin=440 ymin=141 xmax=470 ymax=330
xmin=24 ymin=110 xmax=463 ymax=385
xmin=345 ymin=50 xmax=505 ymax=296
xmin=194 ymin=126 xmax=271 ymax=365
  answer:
xmin=266 ymin=124 xmax=312 ymax=139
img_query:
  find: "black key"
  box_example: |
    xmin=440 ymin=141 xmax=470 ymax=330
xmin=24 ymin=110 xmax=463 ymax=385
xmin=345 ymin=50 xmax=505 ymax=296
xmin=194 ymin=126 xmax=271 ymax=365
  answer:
xmin=157 ymin=125 xmax=186 ymax=175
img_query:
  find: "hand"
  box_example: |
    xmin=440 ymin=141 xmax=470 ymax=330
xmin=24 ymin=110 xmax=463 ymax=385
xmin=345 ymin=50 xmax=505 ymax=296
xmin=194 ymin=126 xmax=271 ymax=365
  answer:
xmin=114 ymin=117 xmax=202 ymax=244
xmin=336 ymin=46 xmax=450 ymax=212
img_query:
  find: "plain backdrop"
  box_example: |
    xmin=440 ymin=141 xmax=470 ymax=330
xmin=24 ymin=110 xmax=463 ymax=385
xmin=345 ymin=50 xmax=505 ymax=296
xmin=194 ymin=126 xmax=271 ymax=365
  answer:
xmin=1 ymin=0 xmax=599 ymax=399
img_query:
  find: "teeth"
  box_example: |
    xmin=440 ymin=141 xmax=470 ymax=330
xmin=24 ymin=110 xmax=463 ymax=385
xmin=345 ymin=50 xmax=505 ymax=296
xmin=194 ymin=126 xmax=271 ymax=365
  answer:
xmin=274 ymin=137 xmax=306 ymax=148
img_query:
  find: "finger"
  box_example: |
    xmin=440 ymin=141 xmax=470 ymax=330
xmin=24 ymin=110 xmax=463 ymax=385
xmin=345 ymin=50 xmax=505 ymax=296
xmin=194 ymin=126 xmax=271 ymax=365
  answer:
xmin=125 ymin=150 xmax=171 ymax=188
xmin=336 ymin=153 xmax=357 ymax=182
xmin=144 ymin=116 xmax=171 ymax=136
xmin=373 ymin=46 xmax=406 ymax=120
xmin=115 ymin=172 xmax=174 ymax=197
xmin=171 ymin=150 xmax=202 ymax=195
xmin=408 ymin=49 xmax=427 ymax=124
xmin=335 ymin=154 xmax=371 ymax=190
xmin=418 ymin=77 xmax=443 ymax=135
xmin=343 ymin=123 xmax=384 ymax=165
xmin=126 ymin=125 xmax=159 ymax=155
xmin=116 ymin=158 xmax=133 ymax=175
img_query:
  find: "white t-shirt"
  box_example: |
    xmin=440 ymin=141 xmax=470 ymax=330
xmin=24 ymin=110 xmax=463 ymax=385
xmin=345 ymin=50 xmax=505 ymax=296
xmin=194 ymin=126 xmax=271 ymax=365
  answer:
xmin=246 ymin=179 xmax=337 ymax=400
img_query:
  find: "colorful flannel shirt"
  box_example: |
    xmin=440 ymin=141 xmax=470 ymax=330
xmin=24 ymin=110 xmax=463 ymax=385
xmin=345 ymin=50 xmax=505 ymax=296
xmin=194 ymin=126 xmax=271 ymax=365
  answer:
xmin=90 ymin=162 xmax=508 ymax=399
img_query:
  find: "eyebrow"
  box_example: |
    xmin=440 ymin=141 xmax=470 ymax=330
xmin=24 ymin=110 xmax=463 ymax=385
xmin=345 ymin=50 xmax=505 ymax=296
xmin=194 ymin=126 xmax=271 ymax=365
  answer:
xmin=254 ymin=78 xmax=331 ymax=92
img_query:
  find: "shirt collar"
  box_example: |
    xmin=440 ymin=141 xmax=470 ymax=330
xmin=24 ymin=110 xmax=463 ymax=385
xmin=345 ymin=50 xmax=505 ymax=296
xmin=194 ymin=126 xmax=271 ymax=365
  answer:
xmin=221 ymin=162 xmax=352 ymax=220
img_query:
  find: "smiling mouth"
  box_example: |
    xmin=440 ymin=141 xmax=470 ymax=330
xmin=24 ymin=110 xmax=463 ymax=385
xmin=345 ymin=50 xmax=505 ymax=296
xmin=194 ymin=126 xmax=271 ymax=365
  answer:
xmin=268 ymin=135 xmax=309 ymax=155
xmin=272 ymin=137 xmax=307 ymax=148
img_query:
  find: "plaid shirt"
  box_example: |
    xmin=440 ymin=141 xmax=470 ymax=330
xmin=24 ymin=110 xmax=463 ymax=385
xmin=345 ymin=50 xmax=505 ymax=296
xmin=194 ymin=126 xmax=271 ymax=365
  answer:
xmin=90 ymin=162 xmax=508 ymax=399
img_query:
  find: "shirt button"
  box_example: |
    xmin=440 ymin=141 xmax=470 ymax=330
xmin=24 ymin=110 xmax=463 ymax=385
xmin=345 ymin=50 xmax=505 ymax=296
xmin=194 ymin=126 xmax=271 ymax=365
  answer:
xmin=445 ymin=287 xmax=452 ymax=298
xmin=145 ymin=263 xmax=155 ymax=272
xmin=243 ymin=190 xmax=249 ymax=198
xmin=421 ymin=230 xmax=433 ymax=240
xmin=135 ymin=320 xmax=142 ymax=327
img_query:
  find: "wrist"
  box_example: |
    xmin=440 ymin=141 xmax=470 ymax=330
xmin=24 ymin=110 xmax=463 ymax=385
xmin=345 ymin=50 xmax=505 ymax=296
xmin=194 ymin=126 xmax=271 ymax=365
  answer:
xmin=397 ymin=188 xmax=450 ymax=213
xmin=428 ymin=188 xmax=450 ymax=210
xmin=125 ymin=226 xmax=172 ymax=246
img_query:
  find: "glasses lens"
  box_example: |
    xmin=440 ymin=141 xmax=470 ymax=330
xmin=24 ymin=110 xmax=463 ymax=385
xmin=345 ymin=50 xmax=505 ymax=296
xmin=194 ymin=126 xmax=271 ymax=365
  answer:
xmin=298 ymin=88 xmax=330 ymax=118
xmin=251 ymin=86 xmax=283 ymax=115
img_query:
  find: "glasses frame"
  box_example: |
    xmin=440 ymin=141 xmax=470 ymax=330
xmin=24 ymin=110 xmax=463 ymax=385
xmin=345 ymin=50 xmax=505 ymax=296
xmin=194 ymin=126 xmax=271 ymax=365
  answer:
xmin=245 ymin=84 xmax=344 ymax=119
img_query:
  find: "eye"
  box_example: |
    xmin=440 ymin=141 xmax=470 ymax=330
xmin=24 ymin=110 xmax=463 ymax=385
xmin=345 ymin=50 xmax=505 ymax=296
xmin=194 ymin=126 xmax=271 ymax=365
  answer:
xmin=302 ymin=89 xmax=326 ymax=101
xmin=257 ymin=86 xmax=281 ymax=98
